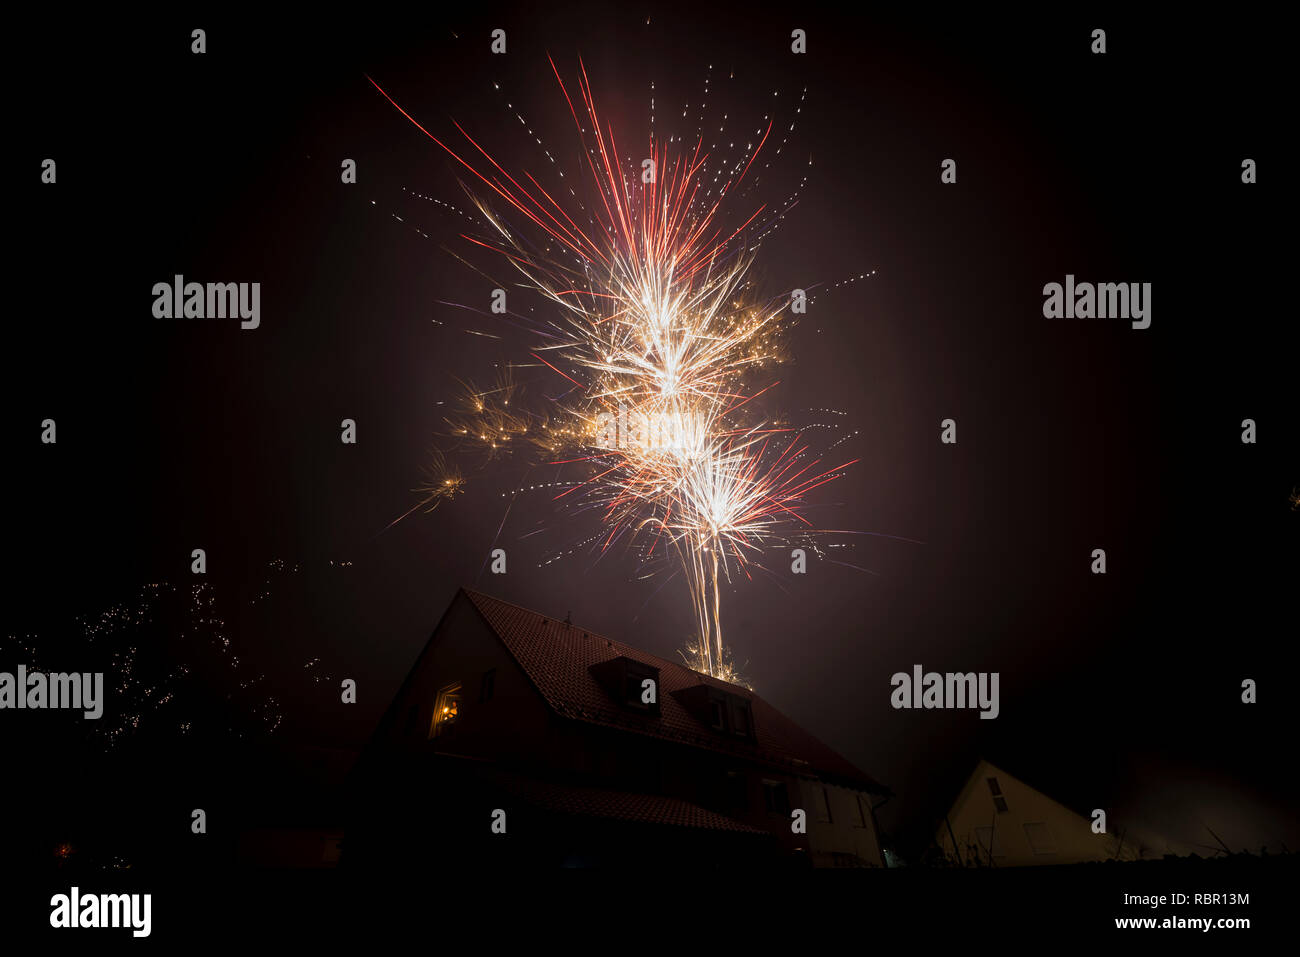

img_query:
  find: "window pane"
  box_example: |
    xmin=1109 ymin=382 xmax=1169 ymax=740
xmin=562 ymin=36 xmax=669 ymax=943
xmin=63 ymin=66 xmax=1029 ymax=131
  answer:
xmin=710 ymin=700 xmax=727 ymax=730
xmin=733 ymin=703 xmax=749 ymax=735
xmin=1024 ymin=822 xmax=1057 ymax=855
xmin=432 ymin=683 xmax=461 ymax=737
xmin=762 ymin=780 xmax=790 ymax=814
xmin=974 ymin=825 xmax=1005 ymax=857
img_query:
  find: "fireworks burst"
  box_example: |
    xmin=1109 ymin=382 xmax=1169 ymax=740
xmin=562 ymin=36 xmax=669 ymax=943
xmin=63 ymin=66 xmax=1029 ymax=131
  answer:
xmin=371 ymin=57 xmax=861 ymax=683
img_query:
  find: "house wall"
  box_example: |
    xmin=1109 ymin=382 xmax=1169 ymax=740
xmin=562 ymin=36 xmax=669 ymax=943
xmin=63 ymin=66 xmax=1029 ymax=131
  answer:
xmin=744 ymin=769 xmax=809 ymax=856
xmin=545 ymin=718 xmax=886 ymax=862
xmin=799 ymin=779 xmax=884 ymax=867
xmin=537 ymin=718 xmax=808 ymax=849
xmin=937 ymin=760 xmax=1131 ymax=867
xmin=663 ymin=746 xmax=804 ymax=854
xmin=381 ymin=593 xmax=554 ymax=768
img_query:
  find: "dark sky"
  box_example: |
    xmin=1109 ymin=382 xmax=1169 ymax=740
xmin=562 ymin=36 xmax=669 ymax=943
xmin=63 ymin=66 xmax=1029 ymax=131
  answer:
xmin=10 ymin=7 xmax=1297 ymax=857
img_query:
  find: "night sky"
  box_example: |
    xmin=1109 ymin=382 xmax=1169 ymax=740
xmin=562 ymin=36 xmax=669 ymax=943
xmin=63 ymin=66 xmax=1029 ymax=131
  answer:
xmin=9 ymin=5 xmax=1297 ymax=868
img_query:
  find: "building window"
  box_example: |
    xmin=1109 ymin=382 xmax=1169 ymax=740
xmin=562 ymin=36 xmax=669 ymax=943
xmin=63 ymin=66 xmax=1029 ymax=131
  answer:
xmin=709 ymin=698 xmax=727 ymax=731
xmin=730 ymin=699 xmax=752 ymax=738
xmin=1023 ymin=822 xmax=1057 ymax=856
xmin=855 ymin=795 xmax=869 ymax=828
xmin=589 ymin=657 xmax=660 ymax=715
xmin=700 ymin=691 xmax=754 ymax=739
xmin=623 ymin=665 xmax=657 ymax=711
xmin=431 ymin=682 xmax=461 ymax=737
xmin=479 ymin=668 xmax=496 ymax=703
xmin=973 ymin=825 xmax=1005 ymax=858
xmin=817 ymin=786 xmax=834 ymax=824
xmin=762 ymin=779 xmax=790 ymax=815
xmin=987 ymin=776 xmax=1009 ymax=813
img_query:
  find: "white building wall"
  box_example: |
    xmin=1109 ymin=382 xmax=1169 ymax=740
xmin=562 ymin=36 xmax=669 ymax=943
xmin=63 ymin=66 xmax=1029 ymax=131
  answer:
xmin=799 ymin=778 xmax=884 ymax=867
xmin=937 ymin=760 xmax=1134 ymax=867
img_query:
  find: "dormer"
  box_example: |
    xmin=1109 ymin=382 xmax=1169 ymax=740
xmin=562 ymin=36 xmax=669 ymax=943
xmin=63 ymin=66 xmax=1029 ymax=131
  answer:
xmin=588 ymin=656 xmax=661 ymax=716
xmin=673 ymin=684 xmax=755 ymax=741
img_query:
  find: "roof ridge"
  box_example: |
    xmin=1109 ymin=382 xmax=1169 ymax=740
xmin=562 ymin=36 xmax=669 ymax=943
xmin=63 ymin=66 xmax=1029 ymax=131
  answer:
xmin=462 ymin=587 xmax=742 ymax=692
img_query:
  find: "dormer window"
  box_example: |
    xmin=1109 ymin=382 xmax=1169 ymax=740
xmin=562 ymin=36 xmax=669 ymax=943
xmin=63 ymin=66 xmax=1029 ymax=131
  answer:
xmin=709 ymin=698 xmax=727 ymax=731
xmin=731 ymin=698 xmax=752 ymax=737
xmin=707 ymin=690 xmax=753 ymax=739
xmin=589 ymin=657 xmax=661 ymax=715
xmin=673 ymin=685 xmax=756 ymax=740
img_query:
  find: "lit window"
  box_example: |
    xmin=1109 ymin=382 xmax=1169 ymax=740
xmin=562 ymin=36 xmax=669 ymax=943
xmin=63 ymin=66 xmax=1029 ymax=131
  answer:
xmin=431 ymin=682 xmax=461 ymax=738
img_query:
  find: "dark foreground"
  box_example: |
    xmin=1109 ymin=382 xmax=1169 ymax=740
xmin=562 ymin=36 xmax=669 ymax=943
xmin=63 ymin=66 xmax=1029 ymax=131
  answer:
xmin=6 ymin=852 xmax=1291 ymax=943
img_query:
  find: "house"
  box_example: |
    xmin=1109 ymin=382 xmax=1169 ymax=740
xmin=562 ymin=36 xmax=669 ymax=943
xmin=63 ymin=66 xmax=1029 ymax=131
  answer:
xmin=347 ymin=588 xmax=889 ymax=868
xmin=935 ymin=758 xmax=1183 ymax=867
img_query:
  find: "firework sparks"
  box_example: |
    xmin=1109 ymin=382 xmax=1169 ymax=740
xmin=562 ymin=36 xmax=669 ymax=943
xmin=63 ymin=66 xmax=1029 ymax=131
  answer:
xmin=371 ymin=59 xmax=859 ymax=682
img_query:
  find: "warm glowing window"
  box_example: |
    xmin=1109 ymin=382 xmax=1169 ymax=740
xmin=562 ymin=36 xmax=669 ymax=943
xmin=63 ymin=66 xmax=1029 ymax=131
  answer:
xmin=431 ymin=682 xmax=462 ymax=737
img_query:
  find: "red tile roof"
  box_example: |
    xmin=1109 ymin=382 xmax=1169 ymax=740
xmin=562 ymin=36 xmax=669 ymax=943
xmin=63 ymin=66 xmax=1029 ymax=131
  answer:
xmin=462 ymin=588 xmax=885 ymax=793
